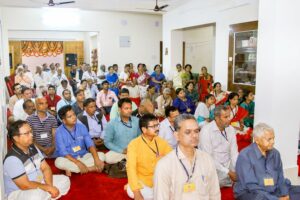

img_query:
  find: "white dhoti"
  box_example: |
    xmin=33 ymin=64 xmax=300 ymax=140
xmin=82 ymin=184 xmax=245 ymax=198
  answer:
xmin=7 ymin=175 xmax=70 ymax=200
xmin=54 ymin=152 xmax=105 ymax=173
xmin=105 ymin=151 xmax=126 ymax=164
xmin=126 ymin=183 xmax=153 ymax=200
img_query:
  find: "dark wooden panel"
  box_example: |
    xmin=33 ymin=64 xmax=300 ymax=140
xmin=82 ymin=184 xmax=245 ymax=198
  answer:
xmin=228 ymin=21 xmax=258 ymax=94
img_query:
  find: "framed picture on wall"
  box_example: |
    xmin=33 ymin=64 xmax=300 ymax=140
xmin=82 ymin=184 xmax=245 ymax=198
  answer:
xmin=65 ymin=53 xmax=77 ymax=66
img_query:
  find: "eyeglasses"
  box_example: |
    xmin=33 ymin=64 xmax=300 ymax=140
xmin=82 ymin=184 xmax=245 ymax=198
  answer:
xmin=147 ymin=124 xmax=160 ymax=129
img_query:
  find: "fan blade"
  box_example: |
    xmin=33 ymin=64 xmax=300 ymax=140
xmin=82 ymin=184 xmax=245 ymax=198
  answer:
xmin=135 ymin=8 xmax=154 ymax=10
xmin=159 ymin=4 xmax=169 ymax=10
xmin=57 ymin=1 xmax=75 ymax=5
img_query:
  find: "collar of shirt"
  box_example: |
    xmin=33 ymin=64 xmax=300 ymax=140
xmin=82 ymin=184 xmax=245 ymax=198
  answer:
xmin=211 ymin=120 xmax=226 ymax=132
xmin=33 ymin=111 xmax=50 ymax=120
xmin=177 ymin=146 xmax=196 ymax=161
xmin=83 ymin=110 xmax=99 ymax=118
xmin=252 ymin=142 xmax=274 ymax=160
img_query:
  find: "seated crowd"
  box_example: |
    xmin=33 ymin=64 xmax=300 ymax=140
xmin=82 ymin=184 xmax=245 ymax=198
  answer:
xmin=4 ymin=62 xmax=300 ymax=200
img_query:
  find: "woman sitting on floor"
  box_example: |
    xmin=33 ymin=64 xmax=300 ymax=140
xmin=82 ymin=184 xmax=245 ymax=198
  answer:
xmin=172 ymin=88 xmax=196 ymax=114
xmin=149 ymin=64 xmax=166 ymax=93
xmin=185 ymin=82 xmax=199 ymax=106
xmin=194 ymin=94 xmax=215 ymax=128
xmin=227 ymin=92 xmax=248 ymax=132
xmin=240 ymin=90 xmax=255 ymax=128
xmin=135 ymin=63 xmax=150 ymax=99
xmin=198 ymin=66 xmax=214 ymax=102
xmin=210 ymin=82 xmax=228 ymax=106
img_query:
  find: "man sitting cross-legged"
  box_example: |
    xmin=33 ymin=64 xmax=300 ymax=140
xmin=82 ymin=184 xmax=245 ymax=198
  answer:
xmin=104 ymin=98 xmax=140 ymax=164
xmin=126 ymin=114 xmax=172 ymax=200
xmin=54 ymin=105 xmax=105 ymax=176
xmin=3 ymin=120 xmax=70 ymax=200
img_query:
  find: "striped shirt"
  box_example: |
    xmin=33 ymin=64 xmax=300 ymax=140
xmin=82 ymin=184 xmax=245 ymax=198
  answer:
xmin=27 ymin=112 xmax=58 ymax=147
xmin=3 ymin=144 xmax=45 ymax=196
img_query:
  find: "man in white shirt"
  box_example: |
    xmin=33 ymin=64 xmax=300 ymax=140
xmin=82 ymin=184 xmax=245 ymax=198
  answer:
xmin=199 ymin=105 xmax=239 ymax=187
xmin=56 ymin=80 xmax=74 ymax=99
xmin=50 ymin=68 xmax=68 ymax=88
xmin=154 ymin=114 xmax=220 ymax=200
xmin=13 ymin=87 xmax=35 ymax=121
xmin=82 ymin=66 xmax=97 ymax=82
xmin=158 ymin=106 xmax=179 ymax=149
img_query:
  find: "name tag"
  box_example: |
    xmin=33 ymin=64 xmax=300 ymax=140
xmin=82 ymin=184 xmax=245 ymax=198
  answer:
xmin=264 ymin=178 xmax=274 ymax=186
xmin=183 ymin=182 xmax=195 ymax=193
xmin=40 ymin=133 xmax=48 ymax=139
xmin=36 ymin=173 xmax=44 ymax=183
xmin=72 ymin=146 xmax=81 ymax=152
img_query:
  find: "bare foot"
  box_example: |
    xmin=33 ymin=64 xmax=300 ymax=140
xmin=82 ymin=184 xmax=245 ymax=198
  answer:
xmin=65 ymin=170 xmax=72 ymax=177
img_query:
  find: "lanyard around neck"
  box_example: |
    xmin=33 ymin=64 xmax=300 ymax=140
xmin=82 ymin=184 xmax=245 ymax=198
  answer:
xmin=63 ymin=125 xmax=76 ymax=141
xmin=176 ymin=147 xmax=197 ymax=183
xmin=12 ymin=146 xmax=37 ymax=170
xmin=141 ymin=136 xmax=159 ymax=157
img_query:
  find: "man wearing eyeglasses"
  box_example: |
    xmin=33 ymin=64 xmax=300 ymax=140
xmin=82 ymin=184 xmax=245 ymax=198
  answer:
xmin=78 ymin=98 xmax=107 ymax=150
xmin=104 ymin=98 xmax=140 ymax=164
xmin=234 ymin=123 xmax=300 ymax=200
xmin=154 ymin=114 xmax=220 ymax=200
xmin=3 ymin=120 xmax=70 ymax=200
xmin=126 ymin=114 xmax=172 ymax=200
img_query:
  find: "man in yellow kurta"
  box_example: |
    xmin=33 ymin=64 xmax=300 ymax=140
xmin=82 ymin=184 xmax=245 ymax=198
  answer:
xmin=126 ymin=113 xmax=172 ymax=200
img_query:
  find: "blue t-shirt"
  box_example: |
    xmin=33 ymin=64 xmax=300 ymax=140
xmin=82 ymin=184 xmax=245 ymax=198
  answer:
xmin=55 ymin=123 xmax=95 ymax=158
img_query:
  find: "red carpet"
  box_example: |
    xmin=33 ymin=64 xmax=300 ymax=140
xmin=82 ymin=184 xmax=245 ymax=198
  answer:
xmin=298 ymin=155 xmax=300 ymax=176
xmin=46 ymin=159 xmax=235 ymax=200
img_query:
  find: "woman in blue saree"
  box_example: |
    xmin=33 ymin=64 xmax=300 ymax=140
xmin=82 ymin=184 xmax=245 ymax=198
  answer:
xmin=149 ymin=64 xmax=166 ymax=93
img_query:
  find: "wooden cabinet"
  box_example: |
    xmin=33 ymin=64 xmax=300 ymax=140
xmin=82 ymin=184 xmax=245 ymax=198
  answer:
xmin=228 ymin=21 xmax=258 ymax=93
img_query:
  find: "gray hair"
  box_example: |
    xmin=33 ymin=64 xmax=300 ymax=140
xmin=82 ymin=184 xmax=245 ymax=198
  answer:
xmin=253 ymin=123 xmax=274 ymax=138
xmin=174 ymin=114 xmax=196 ymax=131
xmin=214 ymin=105 xmax=229 ymax=118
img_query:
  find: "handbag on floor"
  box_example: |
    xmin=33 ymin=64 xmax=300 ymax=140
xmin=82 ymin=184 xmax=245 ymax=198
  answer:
xmin=104 ymin=159 xmax=127 ymax=178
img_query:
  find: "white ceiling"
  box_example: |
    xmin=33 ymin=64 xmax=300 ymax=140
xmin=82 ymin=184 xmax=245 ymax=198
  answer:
xmin=0 ymin=0 xmax=192 ymax=14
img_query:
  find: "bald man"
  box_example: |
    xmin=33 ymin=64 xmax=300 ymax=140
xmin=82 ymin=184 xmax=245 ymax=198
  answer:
xmin=132 ymin=98 xmax=155 ymax=118
xmin=27 ymin=97 xmax=58 ymax=157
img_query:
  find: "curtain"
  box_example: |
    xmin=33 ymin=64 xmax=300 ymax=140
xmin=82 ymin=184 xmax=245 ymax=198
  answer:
xmin=21 ymin=41 xmax=63 ymax=57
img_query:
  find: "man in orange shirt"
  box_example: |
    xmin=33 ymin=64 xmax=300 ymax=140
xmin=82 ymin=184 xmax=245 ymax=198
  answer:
xmin=126 ymin=114 xmax=172 ymax=200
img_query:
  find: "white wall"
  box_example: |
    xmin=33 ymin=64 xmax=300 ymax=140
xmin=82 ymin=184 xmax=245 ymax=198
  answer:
xmin=163 ymin=0 xmax=259 ymax=89
xmin=183 ymin=25 xmax=215 ymax=75
xmin=255 ymin=0 xmax=300 ymax=170
xmin=0 ymin=7 xmax=162 ymax=75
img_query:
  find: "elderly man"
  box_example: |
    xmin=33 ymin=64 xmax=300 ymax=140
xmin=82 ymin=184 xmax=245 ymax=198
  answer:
xmin=126 ymin=114 xmax=172 ymax=200
xmin=132 ymin=98 xmax=155 ymax=118
xmin=154 ymin=114 xmax=220 ymax=199
xmin=234 ymin=123 xmax=300 ymax=200
xmin=199 ymin=105 xmax=239 ymax=187
xmin=104 ymin=98 xmax=140 ymax=164
xmin=3 ymin=120 xmax=70 ymax=200
xmin=27 ymin=97 xmax=57 ymax=157
xmin=50 ymin=68 xmax=67 ymax=88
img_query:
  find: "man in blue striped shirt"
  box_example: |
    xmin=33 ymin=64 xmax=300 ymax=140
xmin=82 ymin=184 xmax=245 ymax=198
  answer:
xmin=27 ymin=97 xmax=57 ymax=157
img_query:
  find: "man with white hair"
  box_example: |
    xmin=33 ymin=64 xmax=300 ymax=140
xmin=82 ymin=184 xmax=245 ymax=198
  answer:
xmin=50 ymin=68 xmax=67 ymax=88
xmin=234 ymin=123 xmax=300 ymax=200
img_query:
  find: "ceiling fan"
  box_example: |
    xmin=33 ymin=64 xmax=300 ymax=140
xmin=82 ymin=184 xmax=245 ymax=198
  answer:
xmin=136 ymin=0 xmax=169 ymax=12
xmin=47 ymin=0 xmax=76 ymax=7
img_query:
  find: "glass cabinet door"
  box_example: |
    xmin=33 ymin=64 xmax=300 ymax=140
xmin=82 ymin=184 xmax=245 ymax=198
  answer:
xmin=233 ymin=30 xmax=257 ymax=86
